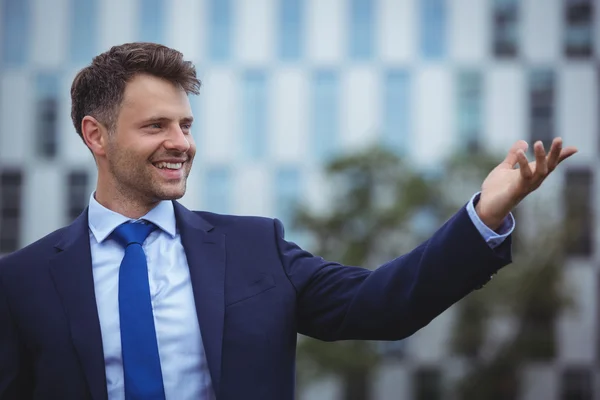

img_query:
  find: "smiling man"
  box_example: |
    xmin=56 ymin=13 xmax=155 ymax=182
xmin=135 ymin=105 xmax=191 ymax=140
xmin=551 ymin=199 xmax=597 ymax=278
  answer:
xmin=0 ymin=42 xmax=577 ymax=400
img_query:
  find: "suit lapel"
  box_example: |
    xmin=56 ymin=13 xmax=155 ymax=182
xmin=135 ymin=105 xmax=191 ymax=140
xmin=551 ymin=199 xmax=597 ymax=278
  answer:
xmin=49 ymin=209 xmax=108 ymax=400
xmin=174 ymin=202 xmax=225 ymax=398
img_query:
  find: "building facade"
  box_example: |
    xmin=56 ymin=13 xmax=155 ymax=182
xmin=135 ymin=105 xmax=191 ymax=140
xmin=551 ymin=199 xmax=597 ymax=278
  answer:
xmin=0 ymin=0 xmax=598 ymax=398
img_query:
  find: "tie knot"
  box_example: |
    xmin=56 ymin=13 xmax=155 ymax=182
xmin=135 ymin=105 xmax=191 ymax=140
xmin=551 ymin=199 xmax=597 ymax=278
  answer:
xmin=111 ymin=221 xmax=157 ymax=248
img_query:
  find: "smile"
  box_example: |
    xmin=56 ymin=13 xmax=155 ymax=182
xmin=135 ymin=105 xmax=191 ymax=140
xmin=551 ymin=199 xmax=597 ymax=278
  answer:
xmin=153 ymin=162 xmax=183 ymax=170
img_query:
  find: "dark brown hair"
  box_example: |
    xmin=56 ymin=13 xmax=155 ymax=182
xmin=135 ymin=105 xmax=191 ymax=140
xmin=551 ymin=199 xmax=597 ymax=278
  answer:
xmin=70 ymin=42 xmax=201 ymax=140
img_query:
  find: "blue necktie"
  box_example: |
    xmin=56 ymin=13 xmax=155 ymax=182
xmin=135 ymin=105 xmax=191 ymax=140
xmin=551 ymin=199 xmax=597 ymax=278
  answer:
xmin=112 ymin=222 xmax=166 ymax=400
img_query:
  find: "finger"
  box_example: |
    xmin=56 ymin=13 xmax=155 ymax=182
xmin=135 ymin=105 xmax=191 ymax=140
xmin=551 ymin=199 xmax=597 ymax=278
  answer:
xmin=517 ymin=149 xmax=533 ymax=179
xmin=503 ymin=140 xmax=529 ymax=167
xmin=557 ymin=146 xmax=579 ymax=163
xmin=533 ymin=141 xmax=548 ymax=178
xmin=546 ymin=137 xmax=563 ymax=171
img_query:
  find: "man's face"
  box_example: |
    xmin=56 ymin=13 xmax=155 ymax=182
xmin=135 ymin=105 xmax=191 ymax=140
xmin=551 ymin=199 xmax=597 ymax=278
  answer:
xmin=105 ymin=74 xmax=196 ymax=203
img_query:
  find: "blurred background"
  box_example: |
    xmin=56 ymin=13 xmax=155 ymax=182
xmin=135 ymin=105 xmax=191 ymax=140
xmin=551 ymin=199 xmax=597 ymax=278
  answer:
xmin=0 ymin=0 xmax=598 ymax=399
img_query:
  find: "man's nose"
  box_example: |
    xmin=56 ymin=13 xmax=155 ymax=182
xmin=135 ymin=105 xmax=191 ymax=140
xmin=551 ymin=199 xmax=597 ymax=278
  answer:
xmin=164 ymin=126 xmax=191 ymax=152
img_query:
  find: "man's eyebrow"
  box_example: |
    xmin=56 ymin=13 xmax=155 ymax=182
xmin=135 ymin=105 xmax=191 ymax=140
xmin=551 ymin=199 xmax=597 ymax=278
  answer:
xmin=140 ymin=116 xmax=194 ymax=124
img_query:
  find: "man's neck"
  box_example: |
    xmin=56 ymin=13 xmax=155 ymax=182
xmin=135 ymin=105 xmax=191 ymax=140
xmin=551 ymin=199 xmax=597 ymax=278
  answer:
xmin=93 ymin=191 xmax=160 ymax=220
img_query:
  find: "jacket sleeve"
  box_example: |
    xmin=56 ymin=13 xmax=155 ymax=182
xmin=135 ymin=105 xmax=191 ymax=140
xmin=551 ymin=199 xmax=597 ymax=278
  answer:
xmin=0 ymin=270 xmax=33 ymax=399
xmin=274 ymin=205 xmax=512 ymax=342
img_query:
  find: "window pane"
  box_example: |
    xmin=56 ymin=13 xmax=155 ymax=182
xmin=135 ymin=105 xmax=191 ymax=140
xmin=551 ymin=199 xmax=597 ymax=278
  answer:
xmin=561 ymin=367 xmax=593 ymax=400
xmin=349 ymin=0 xmax=374 ymax=60
xmin=36 ymin=73 xmax=60 ymax=159
xmin=1 ymin=0 xmax=30 ymax=66
xmin=275 ymin=167 xmax=301 ymax=227
xmin=0 ymin=170 xmax=23 ymax=254
xmin=67 ymin=171 xmax=89 ymax=222
xmin=139 ymin=0 xmax=164 ymax=44
xmin=209 ymin=0 xmax=232 ymax=61
xmin=1 ymin=171 xmax=22 ymax=212
xmin=279 ymin=0 xmax=302 ymax=60
xmin=0 ymin=216 xmax=19 ymax=254
xmin=529 ymin=69 xmax=555 ymax=149
xmin=598 ymin=272 xmax=600 ymax=362
xmin=457 ymin=71 xmax=483 ymax=150
xmin=564 ymin=0 xmax=594 ymax=58
xmin=189 ymin=94 xmax=202 ymax=144
xmin=203 ymin=166 xmax=232 ymax=214
xmin=414 ymin=368 xmax=442 ymax=400
xmin=564 ymin=168 xmax=593 ymax=256
xmin=312 ymin=70 xmax=339 ymax=161
xmin=242 ymin=71 xmax=268 ymax=161
xmin=70 ymin=0 xmax=97 ymax=64
xmin=383 ymin=70 xmax=411 ymax=154
xmin=492 ymin=0 xmax=519 ymax=57
xmin=420 ymin=0 xmax=446 ymax=59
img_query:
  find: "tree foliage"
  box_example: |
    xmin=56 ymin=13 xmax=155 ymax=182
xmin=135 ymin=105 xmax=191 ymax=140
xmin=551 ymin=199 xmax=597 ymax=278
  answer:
xmin=294 ymin=146 xmax=445 ymax=400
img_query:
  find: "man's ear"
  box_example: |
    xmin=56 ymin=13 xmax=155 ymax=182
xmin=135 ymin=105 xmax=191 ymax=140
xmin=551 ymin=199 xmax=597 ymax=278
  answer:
xmin=81 ymin=116 xmax=108 ymax=157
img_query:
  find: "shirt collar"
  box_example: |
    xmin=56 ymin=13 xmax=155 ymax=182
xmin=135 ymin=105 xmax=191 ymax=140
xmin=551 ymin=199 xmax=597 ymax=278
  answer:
xmin=87 ymin=192 xmax=177 ymax=243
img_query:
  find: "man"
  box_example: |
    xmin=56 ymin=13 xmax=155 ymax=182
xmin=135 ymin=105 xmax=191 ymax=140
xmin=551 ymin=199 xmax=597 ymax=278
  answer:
xmin=0 ymin=43 xmax=577 ymax=400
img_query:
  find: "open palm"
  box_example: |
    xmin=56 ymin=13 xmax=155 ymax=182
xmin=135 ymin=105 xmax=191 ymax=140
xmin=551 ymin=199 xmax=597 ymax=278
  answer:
xmin=476 ymin=138 xmax=578 ymax=229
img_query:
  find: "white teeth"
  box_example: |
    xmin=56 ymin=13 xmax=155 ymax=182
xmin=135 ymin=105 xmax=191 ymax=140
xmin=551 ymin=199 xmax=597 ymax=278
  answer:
xmin=155 ymin=162 xmax=183 ymax=170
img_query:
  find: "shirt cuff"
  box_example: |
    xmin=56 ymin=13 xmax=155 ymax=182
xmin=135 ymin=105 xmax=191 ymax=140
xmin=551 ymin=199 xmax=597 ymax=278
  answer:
xmin=466 ymin=192 xmax=515 ymax=249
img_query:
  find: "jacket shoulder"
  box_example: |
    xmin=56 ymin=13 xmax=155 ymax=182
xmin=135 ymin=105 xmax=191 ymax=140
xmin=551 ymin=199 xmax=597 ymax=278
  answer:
xmin=193 ymin=211 xmax=277 ymax=231
xmin=0 ymin=226 xmax=70 ymax=271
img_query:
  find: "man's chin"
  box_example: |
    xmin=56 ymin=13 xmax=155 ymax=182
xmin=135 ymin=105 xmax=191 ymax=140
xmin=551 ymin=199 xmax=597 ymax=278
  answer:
xmin=153 ymin=184 xmax=187 ymax=201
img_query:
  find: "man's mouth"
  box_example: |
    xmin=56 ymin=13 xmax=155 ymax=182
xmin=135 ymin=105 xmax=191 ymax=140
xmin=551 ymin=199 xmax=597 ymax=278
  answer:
xmin=153 ymin=162 xmax=183 ymax=170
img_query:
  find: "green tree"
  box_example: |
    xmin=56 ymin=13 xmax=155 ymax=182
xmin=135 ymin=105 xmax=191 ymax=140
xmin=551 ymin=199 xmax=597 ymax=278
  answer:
xmin=294 ymin=146 xmax=445 ymax=400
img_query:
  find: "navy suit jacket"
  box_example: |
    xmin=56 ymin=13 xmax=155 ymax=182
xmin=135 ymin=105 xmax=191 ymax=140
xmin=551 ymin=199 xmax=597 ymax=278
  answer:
xmin=0 ymin=201 xmax=511 ymax=399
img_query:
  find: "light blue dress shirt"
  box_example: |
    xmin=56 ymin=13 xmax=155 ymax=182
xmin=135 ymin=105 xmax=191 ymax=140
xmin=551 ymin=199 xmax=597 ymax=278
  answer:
xmin=86 ymin=191 xmax=513 ymax=399
xmin=466 ymin=192 xmax=515 ymax=248
xmin=87 ymin=194 xmax=215 ymax=400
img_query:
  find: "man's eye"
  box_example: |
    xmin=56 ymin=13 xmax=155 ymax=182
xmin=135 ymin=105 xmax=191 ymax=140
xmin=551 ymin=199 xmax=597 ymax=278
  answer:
xmin=150 ymin=123 xmax=162 ymax=129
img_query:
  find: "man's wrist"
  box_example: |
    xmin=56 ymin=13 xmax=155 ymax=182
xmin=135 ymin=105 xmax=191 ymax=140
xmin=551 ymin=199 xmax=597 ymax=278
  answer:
xmin=475 ymin=200 xmax=506 ymax=232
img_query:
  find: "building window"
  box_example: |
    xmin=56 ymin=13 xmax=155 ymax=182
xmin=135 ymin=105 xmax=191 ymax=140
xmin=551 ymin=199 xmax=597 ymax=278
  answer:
xmin=209 ymin=0 xmax=232 ymax=61
xmin=413 ymin=367 xmax=442 ymax=400
xmin=561 ymin=367 xmax=593 ymax=400
xmin=1 ymin=0 xmax=30 ymax=66
xmin=70 ymin=0 xmax=96 ymax=64
xmin=242 ymin=71 xmax=267 ymax=161
xmin=596 ymin=267 xmax=600 ymax=362
xmin=36 ymin=74 xmax=59 ymax=159
xmin=349 ymin=0 xmax=374 ymax=60
xmin=492 ymin=0 xmax=519 ymax=57
xmin=139 ymin=0 xmax=164 ymax=44
xmin=456 ymin=71 xmax=483 ymax=151
xmin=598 ymin=272 xmax=600 ymax=362
xmin=0 ymin=171 xmax=23 ymax=254
xmin=420 ymin=0 xmax=446 ymax=59
xmin=275 ymin=167 xmax=301 ymax=228
xmin=189 ymin=94 xmax=201 ymax=144
xmin=529 ymin=69 xmax=555 ymax=150
xmin=383 ymin=70 xmax=411 ymax=155
xmin=312 ymin=70 xmax=339 ymax=161
xmin=67 ymin=171 xmax=89 ymax=222
xmin=278 ymin=0 xmax=302 ymax=61
xmin=203 ymin=166 xmax=232 ymax=214
xmin=377 ymin=340 xmax=406 ymax=359
xmin=564 ymin=0 xmax=594 ymax=58
xmin=564 ymin=168 xmax=593 ymax=256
